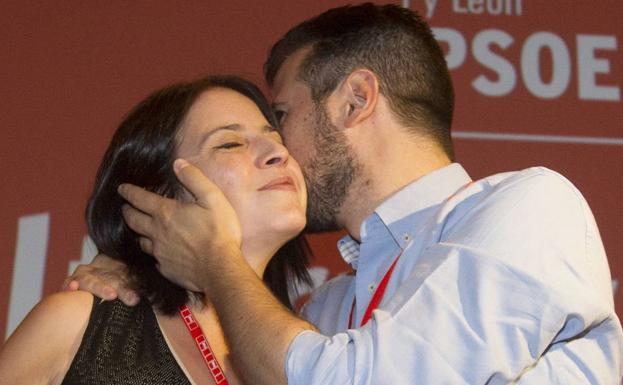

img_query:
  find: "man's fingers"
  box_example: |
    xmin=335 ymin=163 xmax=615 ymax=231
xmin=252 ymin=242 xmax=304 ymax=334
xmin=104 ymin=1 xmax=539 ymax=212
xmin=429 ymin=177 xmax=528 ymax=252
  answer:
xmin=117 ymin=288 xmax=140 ymax=306
xmin=173 ymin=159 xmax=221 ymax=206
xmin=138 ymin=237 xmax=153 ymax=255
xmin=61 ymin=278 xmax=80 ymax=292
xmin=73 ymin=273 xmax=117 ymax=300
xmin=118 ymin=183 xmax=173 ymax=215
xmin=66 ymin=262 xmax=118 ymax=300
xmin=90 ymin=253 xmax=126 ymax=270
xmin=122 ymin=204 xmax=154 ymax=237
xmin=63 ymin=254 xmax=140 ymax=304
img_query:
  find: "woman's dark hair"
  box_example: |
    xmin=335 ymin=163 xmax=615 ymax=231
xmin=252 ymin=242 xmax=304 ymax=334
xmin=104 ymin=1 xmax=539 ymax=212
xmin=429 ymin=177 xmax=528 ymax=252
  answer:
xmin=86 ymin=75 xmax=312 ymax=315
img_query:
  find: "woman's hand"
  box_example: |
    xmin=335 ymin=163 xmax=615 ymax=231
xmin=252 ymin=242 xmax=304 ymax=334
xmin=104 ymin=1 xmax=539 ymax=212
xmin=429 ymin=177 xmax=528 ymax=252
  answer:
xmin=118 ymin=159 xmax=243 ymax=293
xmin=62 ymin=254 xmax=139 ymax=306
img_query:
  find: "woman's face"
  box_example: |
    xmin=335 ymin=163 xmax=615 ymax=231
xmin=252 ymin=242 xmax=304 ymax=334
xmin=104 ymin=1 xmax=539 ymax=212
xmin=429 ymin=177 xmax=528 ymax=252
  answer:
xmin=176 ymin=88 xmax=307 ymax=248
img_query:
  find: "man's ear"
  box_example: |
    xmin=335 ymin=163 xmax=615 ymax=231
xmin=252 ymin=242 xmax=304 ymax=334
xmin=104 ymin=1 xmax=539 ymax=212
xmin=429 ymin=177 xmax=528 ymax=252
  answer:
xmin=336 ymin=69 xmax=380 ymax=128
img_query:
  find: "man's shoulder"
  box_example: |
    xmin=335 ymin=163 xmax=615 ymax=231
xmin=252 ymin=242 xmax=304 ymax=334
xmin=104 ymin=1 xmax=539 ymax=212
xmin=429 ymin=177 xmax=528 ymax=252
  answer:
xmin=481 ymin=166 xmax=579 ymax=195
xmin=442 ymin=166 xmax=591 ymax=250
xmin=469 ymin=166 xmax=586 ymax=214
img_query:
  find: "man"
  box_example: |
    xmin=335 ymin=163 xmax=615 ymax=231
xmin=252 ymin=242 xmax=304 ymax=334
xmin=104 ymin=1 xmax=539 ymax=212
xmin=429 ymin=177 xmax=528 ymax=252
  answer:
xmin=71 ymin=3 xmax=623 ymax=384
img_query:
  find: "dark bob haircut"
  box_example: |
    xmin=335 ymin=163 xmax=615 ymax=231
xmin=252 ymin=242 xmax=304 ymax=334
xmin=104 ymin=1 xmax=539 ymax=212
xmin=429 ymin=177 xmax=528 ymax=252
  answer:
xmin=264 ymin=2 xmax=455 ymax=160
xmin=86 ymin=75 xmax=312 ymax=315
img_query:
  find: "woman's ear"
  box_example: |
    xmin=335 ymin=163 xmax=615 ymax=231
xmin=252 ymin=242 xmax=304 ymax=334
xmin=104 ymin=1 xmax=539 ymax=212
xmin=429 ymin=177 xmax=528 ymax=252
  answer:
xmin=341 ymin=69 xmax=380 ymax=128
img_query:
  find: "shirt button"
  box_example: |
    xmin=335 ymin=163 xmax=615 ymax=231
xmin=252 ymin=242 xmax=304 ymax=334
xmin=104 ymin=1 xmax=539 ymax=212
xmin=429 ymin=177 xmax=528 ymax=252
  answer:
xmin=368 ymin=283 xmax=376 ymax=292
xmin=403 ymin=234 xmax=411 ymax=242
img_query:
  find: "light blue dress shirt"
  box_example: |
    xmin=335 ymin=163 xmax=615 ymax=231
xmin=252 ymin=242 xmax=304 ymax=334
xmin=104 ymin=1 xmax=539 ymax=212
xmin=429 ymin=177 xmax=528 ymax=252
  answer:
xmin=287 ymin=163 xmax=623 ymax=384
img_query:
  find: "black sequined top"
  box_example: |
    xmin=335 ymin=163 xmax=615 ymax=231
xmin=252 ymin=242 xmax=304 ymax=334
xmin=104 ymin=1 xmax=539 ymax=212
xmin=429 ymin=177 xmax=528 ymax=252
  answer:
xmin=61 ymin=296 xmax=191 ymax=385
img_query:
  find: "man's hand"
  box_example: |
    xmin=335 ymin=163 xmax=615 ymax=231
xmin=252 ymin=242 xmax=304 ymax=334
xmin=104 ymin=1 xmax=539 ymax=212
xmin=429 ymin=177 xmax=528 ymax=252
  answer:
xmin=62 ymin=254 xmax=139 ymax=306
xmin=118 ymin=159 xmax=242 ymax=293
xmin=121 ymin=159 xmax=313 ymax=385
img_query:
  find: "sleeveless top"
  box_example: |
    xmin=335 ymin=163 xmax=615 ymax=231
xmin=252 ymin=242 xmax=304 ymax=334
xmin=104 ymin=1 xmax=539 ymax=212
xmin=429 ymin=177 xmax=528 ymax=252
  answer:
xmin=61 ymin=296 xmax=191 ymax=385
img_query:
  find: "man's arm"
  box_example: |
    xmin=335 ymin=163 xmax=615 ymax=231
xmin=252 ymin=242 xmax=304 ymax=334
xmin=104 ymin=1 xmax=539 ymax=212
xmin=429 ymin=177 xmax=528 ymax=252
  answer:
xmin=283 ymin=243 xmax=622 ymax=384
xmin=119 ymin=159 xmax=315 ymax=385
xmin=198 ymin=247 xmax=316 ymax=385
xmin=120 ymin=161 xmax=623 ymax=385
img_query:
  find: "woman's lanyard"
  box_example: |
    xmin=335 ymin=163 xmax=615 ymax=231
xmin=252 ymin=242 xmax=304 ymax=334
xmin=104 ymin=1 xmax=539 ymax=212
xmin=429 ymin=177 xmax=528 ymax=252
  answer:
xmin=348 ymin=251 xmax=402 ymax=328
xmin=179 ymin=304 xmax=230 ymax=385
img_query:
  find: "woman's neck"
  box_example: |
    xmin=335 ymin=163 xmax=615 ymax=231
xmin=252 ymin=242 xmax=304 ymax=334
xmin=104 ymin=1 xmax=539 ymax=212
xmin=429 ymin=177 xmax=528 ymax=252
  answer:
xmin=180 ymin=239 xmax=278 ymax=313
xmin=238 ymin=237 xmax=285 ymax=278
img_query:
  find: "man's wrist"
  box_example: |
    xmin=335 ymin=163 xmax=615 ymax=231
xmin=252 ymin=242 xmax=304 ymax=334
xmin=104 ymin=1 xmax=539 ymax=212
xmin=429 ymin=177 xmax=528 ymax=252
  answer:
xmin=197 ymin=244 xmax=246 ymax=294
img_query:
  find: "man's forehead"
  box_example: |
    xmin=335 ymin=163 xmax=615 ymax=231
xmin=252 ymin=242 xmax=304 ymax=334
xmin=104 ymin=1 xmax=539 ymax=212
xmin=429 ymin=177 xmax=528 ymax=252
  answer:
xmin=271 ymin=81 xmax=312 ymax=111
xmin=270 ymin=47 xmax=311 ymax=98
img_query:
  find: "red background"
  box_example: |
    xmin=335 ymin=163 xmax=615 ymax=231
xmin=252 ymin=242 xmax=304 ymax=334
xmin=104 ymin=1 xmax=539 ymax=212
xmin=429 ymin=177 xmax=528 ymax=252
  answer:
xmin=1 ymin=1 xmax=621 ymax=341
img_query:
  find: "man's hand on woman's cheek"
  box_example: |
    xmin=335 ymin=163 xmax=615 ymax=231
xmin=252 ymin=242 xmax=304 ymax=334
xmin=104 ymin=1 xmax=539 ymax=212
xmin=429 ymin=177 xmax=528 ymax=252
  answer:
xmin=62 ymin=253 xmax=139 ymax=306
xmin=118 ymin=159 xmax=243 ymax=294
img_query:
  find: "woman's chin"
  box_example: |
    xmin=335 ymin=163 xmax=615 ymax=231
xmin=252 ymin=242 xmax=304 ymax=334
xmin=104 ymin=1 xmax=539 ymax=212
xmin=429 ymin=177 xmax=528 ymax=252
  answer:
xmin=269 ymin=209 xmax=306 ymax=232
xmin=242 ymin=212 xmax=306 ymax=245
xmin=271 ymin=215 xmax=306 ymax=240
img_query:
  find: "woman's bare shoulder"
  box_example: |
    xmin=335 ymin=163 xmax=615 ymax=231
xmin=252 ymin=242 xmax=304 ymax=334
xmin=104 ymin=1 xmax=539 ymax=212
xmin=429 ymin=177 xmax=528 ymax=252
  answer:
xmin=0 ymin=291 xmax=95 ymax=385
xmin=33 ymin=290 xmax=96 ymax=320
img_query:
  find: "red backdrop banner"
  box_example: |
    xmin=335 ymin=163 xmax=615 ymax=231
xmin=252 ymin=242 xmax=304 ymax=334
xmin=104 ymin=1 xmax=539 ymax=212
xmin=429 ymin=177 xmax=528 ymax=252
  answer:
xmin=1 ymin=0 xmax=621 ymax=341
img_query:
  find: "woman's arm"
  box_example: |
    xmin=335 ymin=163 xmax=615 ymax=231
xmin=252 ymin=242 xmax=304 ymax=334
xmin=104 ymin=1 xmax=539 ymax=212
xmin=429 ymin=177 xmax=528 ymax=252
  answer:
xmin=0 ymin=291 xmax=94 ymax=385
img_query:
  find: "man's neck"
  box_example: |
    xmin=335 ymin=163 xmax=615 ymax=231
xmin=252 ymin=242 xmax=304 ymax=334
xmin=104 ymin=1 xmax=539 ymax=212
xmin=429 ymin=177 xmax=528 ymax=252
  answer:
xmin=338 ymin=135 xmax=451 ymax=241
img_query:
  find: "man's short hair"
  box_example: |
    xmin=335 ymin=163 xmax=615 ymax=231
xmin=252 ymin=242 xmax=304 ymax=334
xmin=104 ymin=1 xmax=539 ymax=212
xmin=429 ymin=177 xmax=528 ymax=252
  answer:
xmin=265 ymin=3 xmax=455 ymax=159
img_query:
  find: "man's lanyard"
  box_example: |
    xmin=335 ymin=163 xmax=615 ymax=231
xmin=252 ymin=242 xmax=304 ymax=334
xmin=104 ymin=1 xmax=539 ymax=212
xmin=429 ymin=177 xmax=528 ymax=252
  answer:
xmin=347 ymin=179 xmax=474 ymax=329
xmin=179 ymin=305 xmax=230 ymax=385
xmin=348 ymin=251 xmax=402 ymax=328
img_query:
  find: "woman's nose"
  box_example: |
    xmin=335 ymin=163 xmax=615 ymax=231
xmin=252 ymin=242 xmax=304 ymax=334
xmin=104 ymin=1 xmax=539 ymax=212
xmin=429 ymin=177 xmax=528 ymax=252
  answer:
xmin=257 ymin=138 xmax=289 ymax=168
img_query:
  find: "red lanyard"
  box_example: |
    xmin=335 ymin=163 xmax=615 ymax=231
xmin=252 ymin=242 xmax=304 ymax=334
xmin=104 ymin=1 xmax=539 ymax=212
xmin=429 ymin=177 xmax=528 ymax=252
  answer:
xmin=348 ymin=252 xmax=402 ymax=328
xmin=178 ymin=305 xmax=230 ymax=385
xmin=347 ymin=179 xmax=474 ymax=329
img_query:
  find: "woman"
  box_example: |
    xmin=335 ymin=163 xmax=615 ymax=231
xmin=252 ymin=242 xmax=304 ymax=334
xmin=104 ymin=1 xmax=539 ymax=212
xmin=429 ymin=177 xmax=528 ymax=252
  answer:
xmin=0 ymin=75 xmax=311 ymax=385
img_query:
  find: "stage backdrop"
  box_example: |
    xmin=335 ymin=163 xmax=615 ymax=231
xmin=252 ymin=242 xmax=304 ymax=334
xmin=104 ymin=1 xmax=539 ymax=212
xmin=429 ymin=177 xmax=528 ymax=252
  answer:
xmin=1 ymin=0 xmax=621 ymax=340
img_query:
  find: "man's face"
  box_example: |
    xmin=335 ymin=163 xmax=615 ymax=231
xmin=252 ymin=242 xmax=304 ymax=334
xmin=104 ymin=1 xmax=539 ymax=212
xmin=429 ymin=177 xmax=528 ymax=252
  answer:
xmin=271 ymin=49 xmax=360 ymax=232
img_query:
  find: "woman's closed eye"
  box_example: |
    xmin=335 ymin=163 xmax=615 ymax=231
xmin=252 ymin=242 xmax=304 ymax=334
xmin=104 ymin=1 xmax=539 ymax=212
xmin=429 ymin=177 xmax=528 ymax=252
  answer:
xmin=214 ymin=142 xmax=243 ymax=150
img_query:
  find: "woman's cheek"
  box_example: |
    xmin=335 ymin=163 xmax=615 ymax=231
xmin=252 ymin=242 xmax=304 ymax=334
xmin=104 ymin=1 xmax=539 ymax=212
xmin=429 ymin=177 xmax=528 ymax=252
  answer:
xmin=211 ymin=166 xmax=248 ymax=209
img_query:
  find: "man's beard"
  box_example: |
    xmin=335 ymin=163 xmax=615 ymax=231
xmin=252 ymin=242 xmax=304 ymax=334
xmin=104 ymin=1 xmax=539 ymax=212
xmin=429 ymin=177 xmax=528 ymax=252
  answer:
xmin=303 ymin=104 xmax=360 ymax=233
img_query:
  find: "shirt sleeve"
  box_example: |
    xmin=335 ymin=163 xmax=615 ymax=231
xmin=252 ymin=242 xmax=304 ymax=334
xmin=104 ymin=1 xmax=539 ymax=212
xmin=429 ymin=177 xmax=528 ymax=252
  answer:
xmin=286 ymin=169 xmax=623 ymax=384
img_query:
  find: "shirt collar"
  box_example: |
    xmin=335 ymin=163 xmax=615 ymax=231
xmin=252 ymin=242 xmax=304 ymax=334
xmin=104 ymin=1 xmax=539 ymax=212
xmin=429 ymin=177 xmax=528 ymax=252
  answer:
xmin=337 ymin=236 xmax=360 ymax=269
xmin=337 ymin=163 xmax=472 ymax=267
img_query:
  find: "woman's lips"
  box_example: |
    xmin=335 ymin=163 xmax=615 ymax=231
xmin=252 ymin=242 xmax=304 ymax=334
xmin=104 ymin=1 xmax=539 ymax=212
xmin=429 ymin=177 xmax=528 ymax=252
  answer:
xmin=258 ymin=176 xmax=296 ymax=191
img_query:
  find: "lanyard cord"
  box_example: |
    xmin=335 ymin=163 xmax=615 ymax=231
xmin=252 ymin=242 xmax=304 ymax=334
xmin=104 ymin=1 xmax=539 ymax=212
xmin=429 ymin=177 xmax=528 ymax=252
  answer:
xmin=348 ymin=252 xmax=402 ymax=328
xmin=348 ymin=180 xmax=475 ymax=329
xmin=179 ymin=305 xmax=230 ymax=385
